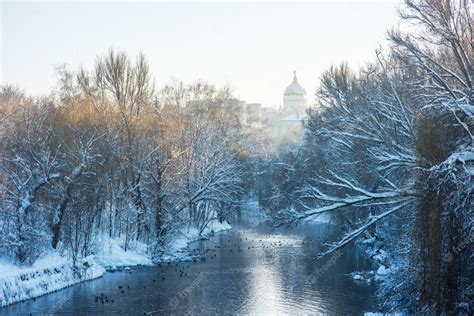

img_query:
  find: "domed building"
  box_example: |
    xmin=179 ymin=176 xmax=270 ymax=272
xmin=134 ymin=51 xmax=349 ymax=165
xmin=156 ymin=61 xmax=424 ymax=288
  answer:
xmin=283 ymin=71 xmax=307 ymax=116
xmin=227 ymin=71 xmax=309 ymax=147
xmin=256 ymin=71 xmax=309 ymax=144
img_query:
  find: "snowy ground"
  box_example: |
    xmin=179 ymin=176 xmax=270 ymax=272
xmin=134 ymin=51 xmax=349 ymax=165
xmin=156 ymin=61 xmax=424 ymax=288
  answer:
xmin=93 ymin=219 xmax=231 ymax=266
xmin=93 ymin=234 xmax=153 ymax=268
xmin=155 ymin=218 xmax=232 ymax=262
xmin=0 ymin=254 xmax=104 ymax=307
xmin=0 ymin=218 xmax=232 ymax=308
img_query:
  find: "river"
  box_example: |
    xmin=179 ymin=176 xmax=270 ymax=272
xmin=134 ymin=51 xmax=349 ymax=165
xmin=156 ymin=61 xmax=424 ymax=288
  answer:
xmin=3 ymin=211 xmax=376 ymax=315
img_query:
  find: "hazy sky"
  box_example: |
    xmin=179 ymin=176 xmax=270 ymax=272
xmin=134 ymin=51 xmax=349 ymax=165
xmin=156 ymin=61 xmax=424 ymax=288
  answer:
xmin=1 ymin=0 xmax=401 ymax=107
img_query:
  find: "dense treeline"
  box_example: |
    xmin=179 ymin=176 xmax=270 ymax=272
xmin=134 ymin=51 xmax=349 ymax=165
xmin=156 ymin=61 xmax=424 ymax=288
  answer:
xmin=257 ymin=0 xmax=473 ymax=313
xmin=0 ymin=51 xmax=252 ymax=264
xmin=0 ymin=0 xmax=472 ymax=313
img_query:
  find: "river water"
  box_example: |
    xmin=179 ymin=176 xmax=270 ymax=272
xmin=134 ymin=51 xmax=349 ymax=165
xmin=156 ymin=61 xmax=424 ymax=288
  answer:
xmin=3 ymin=211 xmax=376 ymax=315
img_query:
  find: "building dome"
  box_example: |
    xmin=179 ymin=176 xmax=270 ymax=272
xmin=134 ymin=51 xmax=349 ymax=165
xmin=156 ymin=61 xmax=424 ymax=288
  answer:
xmin=284 ymin=71 xmax=306 ymax=96
xmin=283 ymin=71 xmax=307 ymax=116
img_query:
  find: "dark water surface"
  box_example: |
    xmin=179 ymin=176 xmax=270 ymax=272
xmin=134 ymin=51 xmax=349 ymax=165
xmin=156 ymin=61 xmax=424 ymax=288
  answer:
xmin=3 ymin=212 xmax=376 ymax=315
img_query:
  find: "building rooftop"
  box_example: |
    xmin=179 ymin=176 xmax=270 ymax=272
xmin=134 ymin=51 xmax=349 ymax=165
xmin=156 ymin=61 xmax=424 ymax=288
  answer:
xmin=284 ymin=71 xmax=306 ymax=97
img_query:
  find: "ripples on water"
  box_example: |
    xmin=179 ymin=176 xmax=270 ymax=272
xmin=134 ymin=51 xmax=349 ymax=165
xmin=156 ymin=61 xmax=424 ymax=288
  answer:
xmin=3 ymin=212 xmax=376 ymax=315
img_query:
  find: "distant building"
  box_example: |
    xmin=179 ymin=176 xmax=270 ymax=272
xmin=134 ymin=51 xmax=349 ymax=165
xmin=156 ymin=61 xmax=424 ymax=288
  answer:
xmin=283 ymin=71 xmax=307 ymax=117
xmin=220 ymin=72 xmax=309 ymax=146
xmin=267 ymin=71 xmax=309 ymax=142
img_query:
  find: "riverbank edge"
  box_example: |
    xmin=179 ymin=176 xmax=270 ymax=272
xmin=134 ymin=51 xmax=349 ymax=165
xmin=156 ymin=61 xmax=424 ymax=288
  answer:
xmin=0 ymin=219 xmax=232 ymax=308
xmin=0 ymin=255 xmax=105 ymax=308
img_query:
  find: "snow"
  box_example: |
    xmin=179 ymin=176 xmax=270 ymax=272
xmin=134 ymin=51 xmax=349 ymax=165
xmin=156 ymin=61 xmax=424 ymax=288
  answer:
xmin=0 ymin=253 xmax=104 ymax=307
xmin=361 ymin=236 xmax=376 ymax=244
xmin=372 ymin=249 xmax=388 ymax=263
xmin=305 ymin=211 xmax=333 ymax=224
xmin=352 ymin=273 xmax=364 ymax=281
xmin=201 ymin=218 xmax=232 ymax=236
xmin=459 ymin=103 xmax=474 ymax=115
xmin=446 ymin=149 xmax=474 ymax=165
xmin=91 ymin=224 xmax=230 ymax=266
xmin=93 ymin=235 xmax=152 ymax=268
xmin=0 ymin=218 xmax=233 ymax=307
xmin=350 ymin=270 xmax=375 ymax=284
xmin=376 ymin=265 xmax=390 ymax=276
xmin=92 ymin=218 xmax=229 ymax=267
xmin=92 ymin=217 xmax=231 ymax=267
xmin=156 ymin=219 xmax=232 ymax=262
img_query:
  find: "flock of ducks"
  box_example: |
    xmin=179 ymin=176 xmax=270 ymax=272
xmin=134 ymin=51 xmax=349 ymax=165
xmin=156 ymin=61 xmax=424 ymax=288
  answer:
xmin=94 ymin=232 xmax=303 ymax=307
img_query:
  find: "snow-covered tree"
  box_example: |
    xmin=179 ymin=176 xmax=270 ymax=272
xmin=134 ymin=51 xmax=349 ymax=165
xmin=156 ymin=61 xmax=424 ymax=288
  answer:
xmin=0 ymin=91 xmax=59 ymax=262
xmin=277 ymin=0 xmax=473 ymax=313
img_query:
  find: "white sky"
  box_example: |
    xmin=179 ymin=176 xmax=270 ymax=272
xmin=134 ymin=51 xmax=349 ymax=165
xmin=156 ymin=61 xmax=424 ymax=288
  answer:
xmin=1 ymin=0 xmax=401 ymax=107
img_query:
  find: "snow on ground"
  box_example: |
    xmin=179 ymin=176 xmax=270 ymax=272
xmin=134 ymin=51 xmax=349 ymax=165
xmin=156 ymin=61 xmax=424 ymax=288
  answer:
xmin=157 ymin=218 xmax=232 ymax=262
xmin=94 ymin=217 xmax=231 ymax=266
xmin=0 ymin=253 xmax=104 ymax=307
xmin=376 ymin=265 xmax=390 ymax=277
xmin=93 ymin=234 xmax=152 ymax=268
xmin=0 ymin=217 xmax=233 ymax=307
xmin=202 ymin=218 xmax=232 ymax=236
xmin=350 ymin=270 xmax=375 ymax=284
xmin=157 ymin=228 xmax=202 ymax=262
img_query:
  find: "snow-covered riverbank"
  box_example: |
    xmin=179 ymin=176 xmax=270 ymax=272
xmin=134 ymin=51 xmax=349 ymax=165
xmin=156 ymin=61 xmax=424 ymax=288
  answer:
xmin=0 ymin=254 xmax=104 ymax=307
xmin=0 ymin=218 xmax=232 ymax=308
xmin=156 ymin=219 xmax=232 ymax=262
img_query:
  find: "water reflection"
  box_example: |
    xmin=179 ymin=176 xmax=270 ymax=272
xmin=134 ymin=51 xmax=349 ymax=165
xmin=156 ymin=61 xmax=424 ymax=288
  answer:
xmin=2 ymin=213 xmax=376 ymax=315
